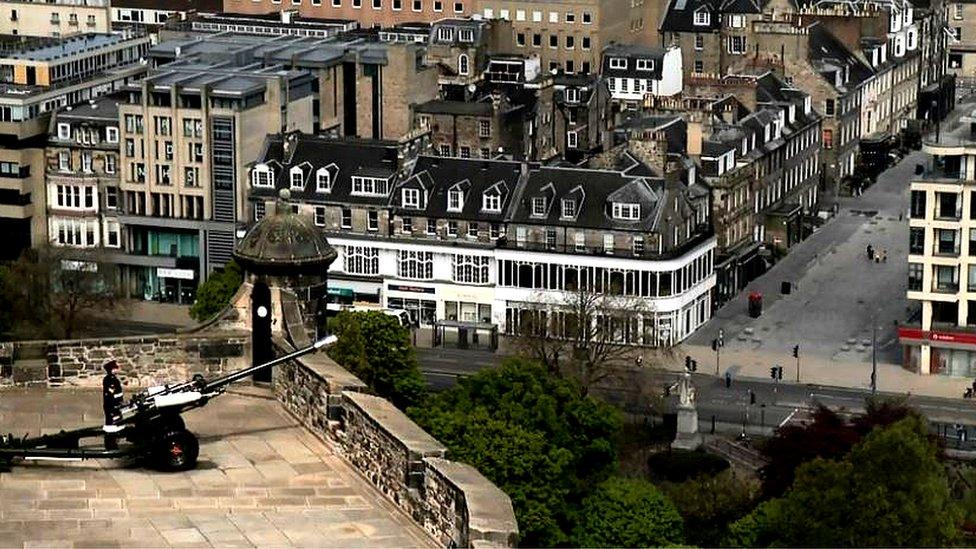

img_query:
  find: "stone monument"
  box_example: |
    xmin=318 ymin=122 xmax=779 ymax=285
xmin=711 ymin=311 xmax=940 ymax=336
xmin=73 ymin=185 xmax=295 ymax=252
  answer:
xmin=671 ymin=370 xmax=702 ymax=450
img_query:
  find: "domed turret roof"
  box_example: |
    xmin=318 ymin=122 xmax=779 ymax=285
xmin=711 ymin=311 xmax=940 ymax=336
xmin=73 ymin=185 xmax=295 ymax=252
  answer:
xmin=233 ymin=189 xmax=337 ymax=274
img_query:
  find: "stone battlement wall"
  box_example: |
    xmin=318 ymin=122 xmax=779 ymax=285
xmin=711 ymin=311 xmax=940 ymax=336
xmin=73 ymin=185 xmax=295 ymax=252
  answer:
xmin=0 ymin=334 xmax=249 ymax=388
xmin=0 ymin=331 xmax=519 ymax=547
xmin=273 ymin=345 xmax=518 ymax=548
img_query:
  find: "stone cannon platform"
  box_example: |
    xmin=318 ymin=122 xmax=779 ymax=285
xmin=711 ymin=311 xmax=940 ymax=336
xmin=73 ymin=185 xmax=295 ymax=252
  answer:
xmin=0 ymin=387 xmax=433 ymax=548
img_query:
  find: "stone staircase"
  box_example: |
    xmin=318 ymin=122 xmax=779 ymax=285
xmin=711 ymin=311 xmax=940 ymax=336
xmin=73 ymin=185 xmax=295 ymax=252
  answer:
xmin=11 ymin=342 xmax=49 ymax=385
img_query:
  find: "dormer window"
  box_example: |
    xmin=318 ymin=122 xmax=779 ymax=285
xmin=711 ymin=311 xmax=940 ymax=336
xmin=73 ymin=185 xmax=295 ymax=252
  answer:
xmin=459 ymin=28 xmax=474 ymax=42
xmin=437 ymin=27 xmax=453 ymax=41
xmin=612 ymin=202 xmax=640 ymax=220
xmin=561 ymin=198 xmax=576 ymax=218
xmin=352 ymin=176 xmax=389 ymax=196
xmin=531 ymin=196 xmax=547 ymax=216
xmin=693 ymin=7 xmax=710 ymax=26
xmin=565 ymin=88 xmax=579 ymax=102
xmin=636 ymin=59 xmax=654 ymax=71
xmin=403 ymin=188 xmax=421 ymax=209
xmin=316 ymin=168 xmax=331 ymax=192
xmin=448 ymin=188 xmax=464 ymax=211
xmin=483 ymin=192 xmax=501 ymax=213
xmin=251 ymin=165 xmax=274 ymax=188
xmin=57 ymin=123 xmax=70 ymax=140
xmin=609 ymin=57 xmax=626 ymax=69
xmin=290 ymin=167 xmax=304 ymax=189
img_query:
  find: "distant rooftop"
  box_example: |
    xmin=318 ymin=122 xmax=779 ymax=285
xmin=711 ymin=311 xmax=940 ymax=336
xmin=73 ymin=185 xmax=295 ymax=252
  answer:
xmin=0 ymin=31 xmax=139 ymax=62
xmin=150 ymin=33 xmax=399 ymax=68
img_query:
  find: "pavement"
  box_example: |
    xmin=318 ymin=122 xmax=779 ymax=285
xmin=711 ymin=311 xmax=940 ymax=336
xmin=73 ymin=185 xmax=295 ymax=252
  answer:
xmin=683 ymin=94 xmax=976 ymax=400
xmin=0 ymin=388 xmax=432 ymax=548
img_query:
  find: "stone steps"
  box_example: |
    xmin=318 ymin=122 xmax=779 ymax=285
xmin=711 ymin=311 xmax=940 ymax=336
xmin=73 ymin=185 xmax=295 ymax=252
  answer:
xmin=11 ymin=359 xmax=49 ymax=385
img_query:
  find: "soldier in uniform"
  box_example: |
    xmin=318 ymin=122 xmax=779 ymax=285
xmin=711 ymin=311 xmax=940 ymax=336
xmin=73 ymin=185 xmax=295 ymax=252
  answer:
xmin=102 ymin=360 xmax=123 ymax=450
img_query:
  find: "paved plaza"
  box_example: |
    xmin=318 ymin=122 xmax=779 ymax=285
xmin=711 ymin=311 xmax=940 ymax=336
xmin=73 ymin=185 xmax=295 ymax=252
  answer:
xmin=0 ymin=388 xmax=432 ymax=548
xmin=685 ymin=95 xmax=976 ymax=397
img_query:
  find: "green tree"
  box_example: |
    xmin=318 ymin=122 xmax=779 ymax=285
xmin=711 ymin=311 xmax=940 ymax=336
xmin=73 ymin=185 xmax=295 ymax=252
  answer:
xmin=0 ymin=245 xmax=121 ymax=339
xmin=751 ymin=416 xmax=961 ymax=547
xmin=328 ymin=311 xmax=426 ymax=409
xmin=409 ymin=358 xmax=622 ymax=546
xmin=575 ymin=476 xmax=684 ymax=548
xmin=661 ymin=470 xmax=759 ymax=547
xmin=722 ymin=499 xmax=781 ymax=548
xmin=189 ymin=260 xmax=243 ymax=321
xmin=759 ymin=396 xmax=916 ymax=498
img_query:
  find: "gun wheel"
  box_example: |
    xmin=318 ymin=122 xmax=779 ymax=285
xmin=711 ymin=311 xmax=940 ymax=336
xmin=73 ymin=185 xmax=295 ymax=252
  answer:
xmin=155 ymin=430 xmax=199 ymax=472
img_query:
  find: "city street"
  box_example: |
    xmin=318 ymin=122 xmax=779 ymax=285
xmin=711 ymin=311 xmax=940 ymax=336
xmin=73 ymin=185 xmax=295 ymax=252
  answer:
xmin=684 ymin=94 xmax=976 ymax=399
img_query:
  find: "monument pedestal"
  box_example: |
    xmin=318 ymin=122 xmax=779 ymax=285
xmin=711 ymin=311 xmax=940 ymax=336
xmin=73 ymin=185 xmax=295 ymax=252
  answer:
xmin=671 ymin=403 xmax=702 ymax=450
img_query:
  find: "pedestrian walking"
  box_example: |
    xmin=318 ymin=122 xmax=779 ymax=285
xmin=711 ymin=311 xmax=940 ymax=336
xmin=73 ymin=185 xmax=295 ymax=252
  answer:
xmin=867 ymin=244 xmax=874 ymax=261
xmin=875 ymin=254 xmax=880 ymax=264
xmin=882 ymin=249 xmax=887 ymax=263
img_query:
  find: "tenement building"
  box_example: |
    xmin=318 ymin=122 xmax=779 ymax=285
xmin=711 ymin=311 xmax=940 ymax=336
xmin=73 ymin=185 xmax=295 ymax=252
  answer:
xmin=0 ymin=30 xmax=149 ymax=260
xmin=249 ymin=132 xmax=716 ymax=346
xmin=45 ymin=96 xmax=122 ymax=261
xmin=476 ymin=0 xmax=661 ymax=75
xmin=901 ymin=119 xmax=976 ymax=376
xmin=222 ymin=0 xmax=474 ymax=28
xmin=0 ymin=0 xmax=111 ymax=37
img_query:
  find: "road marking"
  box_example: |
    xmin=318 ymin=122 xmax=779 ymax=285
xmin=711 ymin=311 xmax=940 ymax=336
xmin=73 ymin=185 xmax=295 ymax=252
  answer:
xmin=779 ymin=407 xmax=799 ymax=428
xmin=810 ymin=392 xmax=864 ymax=403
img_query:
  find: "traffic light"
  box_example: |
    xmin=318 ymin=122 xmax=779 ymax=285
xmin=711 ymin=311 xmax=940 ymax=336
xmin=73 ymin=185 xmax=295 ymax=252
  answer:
xmin=712 ymin=338 xmax=718 ymax=352
xmin=777 ymin=366 xmax=784 ymax=380
xmin=792 ymin=345 xmax=799 ymax=358
xmin=685 ymin=355 xmax=692 ymax=371
xmin=690 ymin=359 xmax=698 ymax=372
xmin=749 ymin=390 xmax=756 ymax=405
xmin=770 ymin=367 xmax=777 ymax=379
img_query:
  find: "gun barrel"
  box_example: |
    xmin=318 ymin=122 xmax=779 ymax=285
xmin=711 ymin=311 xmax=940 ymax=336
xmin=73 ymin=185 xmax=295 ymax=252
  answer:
xmin=201 ymin=336 xmax=335 ymax=393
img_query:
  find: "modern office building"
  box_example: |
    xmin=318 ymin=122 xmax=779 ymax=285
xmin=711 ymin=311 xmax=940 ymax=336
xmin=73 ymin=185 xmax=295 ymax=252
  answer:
xmin=901 ymin=117 xmax=976 ymax=376
xmin=114 ymin=57 xmax=315 ymax=302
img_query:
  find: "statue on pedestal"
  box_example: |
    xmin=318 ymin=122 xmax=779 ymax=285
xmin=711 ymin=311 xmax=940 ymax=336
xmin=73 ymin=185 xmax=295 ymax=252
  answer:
xmin=671 ymin=370 xmax=703 ymax=451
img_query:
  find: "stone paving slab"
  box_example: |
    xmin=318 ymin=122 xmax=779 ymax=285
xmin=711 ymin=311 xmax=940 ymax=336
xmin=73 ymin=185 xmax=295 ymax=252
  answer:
xmin=0 ymin=388 xmax=433 ymax=548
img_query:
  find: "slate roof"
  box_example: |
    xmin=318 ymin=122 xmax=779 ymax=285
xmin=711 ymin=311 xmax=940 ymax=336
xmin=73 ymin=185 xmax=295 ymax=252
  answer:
xmin=660 ymin=0 xmax=764 ymax=32
xmin=416 ymin=99 xmax=494 ymax=117
xmin=808 ymin=23 xmax=874 ymax=91
xmin=509 ymin=167 xmax=666 ymax=231
xmin=252 ymin=135 xmax=402 ymax=207
xmin=391 ymin=156 xmax=523 ymax=221
xmin=601 ymin=43 xmax=667 ymax=80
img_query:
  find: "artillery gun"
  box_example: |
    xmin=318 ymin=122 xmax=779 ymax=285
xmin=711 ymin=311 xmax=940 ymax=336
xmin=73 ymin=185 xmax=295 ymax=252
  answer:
xmin=0 ymin=336 xmax=335 ymax=472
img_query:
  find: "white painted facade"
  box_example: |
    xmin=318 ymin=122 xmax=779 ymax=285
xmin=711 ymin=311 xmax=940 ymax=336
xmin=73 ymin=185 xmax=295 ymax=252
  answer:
xmin=606 ymin=46 xmax=683 ymax=102
xmin=325 ymin=233 xmax=716 ymax=347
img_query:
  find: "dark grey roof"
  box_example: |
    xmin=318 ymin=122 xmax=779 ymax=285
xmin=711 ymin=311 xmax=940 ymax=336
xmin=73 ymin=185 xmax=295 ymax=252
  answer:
xmin=602 ymin=43 xmax=666 ymax=79
xmin=416 ymin=99 xmax=493 ymax=117
xmin=660 ymin=0 xmax=763 ymax=32
xmin=702 ymin=140 xmax=735 ymax=157
xmin=253 ymin=135 xmax=402 ymax=207
xmin=808 ymin=23 xmax=874 ymax=90
xmin=510 ymin=167 xmax=665 ymax=231
xmin=58 ymin=94 xmax=122 ymax=122
xmin=392 ymin=156 xmax=523 ymax=221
